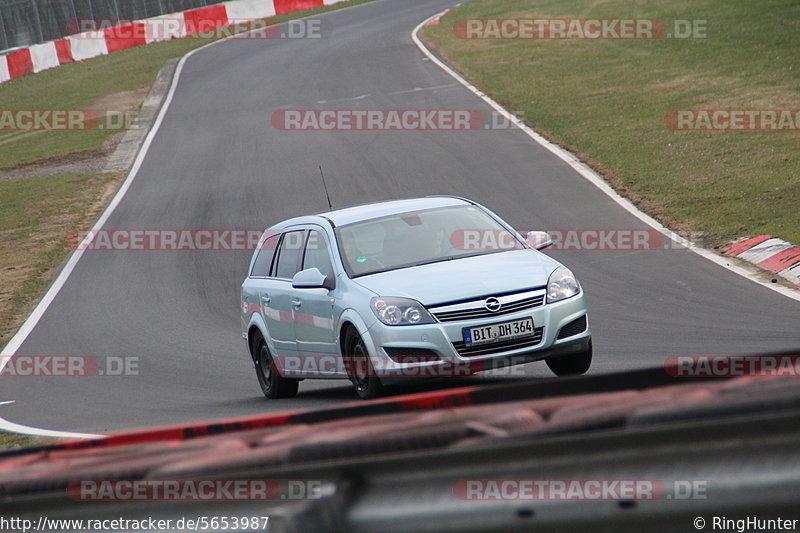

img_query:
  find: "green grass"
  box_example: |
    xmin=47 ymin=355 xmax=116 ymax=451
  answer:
xmin=0 ymin=431 xmax=53 ymax=450
xmin=422 ymin=0 xmax=800 ymax=244
xmin=0 ymin=0 xmax=382 ymax=168
xmin=0 ymin=173 xmax=122 ymax=350
xmin=0 ymin=173 xmax=106 ymax=230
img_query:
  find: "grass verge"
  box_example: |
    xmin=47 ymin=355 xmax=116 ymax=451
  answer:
xmin=0 ymin=431 xmax=53 ymax=451
xmin=421 ymin=0 xmax=800 ymax=244
xmin=0 ymin=173 xmax=123 ymax=349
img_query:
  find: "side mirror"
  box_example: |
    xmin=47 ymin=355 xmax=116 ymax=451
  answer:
xmin=526 ymin=231 xmax=553 ymax=250
xmin=292 ymin=268 xmax=335 ymax=290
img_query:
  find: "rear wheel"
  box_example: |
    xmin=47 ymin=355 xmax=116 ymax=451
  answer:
xmin=546 ymin=340 xmax=592 ymax=376
xmin=344 ymin=327 xmax=384 ymax=400
xmin=253 ymin=333 xmax=298 ymax=399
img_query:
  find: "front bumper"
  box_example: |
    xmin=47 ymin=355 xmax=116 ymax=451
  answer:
xmin=361 ymin=290 xmax=590 ymax=379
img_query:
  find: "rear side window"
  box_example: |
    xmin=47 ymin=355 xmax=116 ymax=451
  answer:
xmin=274 ymin=230 xmax=307 ymax=279
xmin=250 ymin=234 xmax=279 ymax=277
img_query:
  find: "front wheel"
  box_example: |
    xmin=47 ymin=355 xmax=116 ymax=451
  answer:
xmin=253 ymin=333 xmax=298 ymax=399
xmin=546 ymin=340 xmax=592 ymax=377
xmin=344 ymin=328 xmax=384 ymax=400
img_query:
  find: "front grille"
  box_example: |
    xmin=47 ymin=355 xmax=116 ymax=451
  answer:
xmin=432 ymin=294 xmax=544 ymax=323
xmin=556 ymin=315 xmax=587 ymax=340
xmin=452 ymin=327 xmax=545 ymax=357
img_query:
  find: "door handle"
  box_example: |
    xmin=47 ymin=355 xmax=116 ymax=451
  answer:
xmin=291 ymin=298 xmax=302 ymax=308
xmin=261 ymin=294 xmax=271 ymax=304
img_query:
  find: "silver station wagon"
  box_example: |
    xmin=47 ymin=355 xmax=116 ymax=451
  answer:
xmin=241 ymin=196 xmax=591 ymax=399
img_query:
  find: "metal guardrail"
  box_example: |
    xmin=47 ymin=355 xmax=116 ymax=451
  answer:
xmin=0 ymin=0 xmax=219 ymax=52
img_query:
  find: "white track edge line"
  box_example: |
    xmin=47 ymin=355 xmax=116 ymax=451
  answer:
xmin=411 ymin=11 xmax=800 ymax=304
xmin=0 ymin=416 xmax=103 ymax=439
xmin=0 ymin=0 xmax=390 ymax=439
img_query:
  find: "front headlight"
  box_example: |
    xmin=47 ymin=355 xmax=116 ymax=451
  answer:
xmin=546 ymin=266 xmax=580 ymax=303
xmin=370 ymin=297 xmax=435 ymax=326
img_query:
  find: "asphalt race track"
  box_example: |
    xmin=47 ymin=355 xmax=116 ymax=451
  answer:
xmin=3 ymin=0 xmax=799 ymax=434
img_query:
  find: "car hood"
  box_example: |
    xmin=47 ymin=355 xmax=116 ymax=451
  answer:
xmin=351 ymin=250 xmax=559 ymax=305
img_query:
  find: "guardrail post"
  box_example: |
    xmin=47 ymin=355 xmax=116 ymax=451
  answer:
xmin=86 ymin=0 xmax=95 ymax=26
xmin=0 ymin=11 xmax=8 ymax=51
xmin=66 ymin=0 xmax=78 ymax=32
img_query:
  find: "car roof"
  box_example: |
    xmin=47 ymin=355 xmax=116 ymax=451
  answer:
xmin=277 ymin=196 xmax=474 ymax=230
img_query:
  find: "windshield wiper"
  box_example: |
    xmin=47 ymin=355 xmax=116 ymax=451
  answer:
xmin=409 ymin=256 xmax=458 ymax=268
xmin=409 ymin=250 xmax=507 ymax=269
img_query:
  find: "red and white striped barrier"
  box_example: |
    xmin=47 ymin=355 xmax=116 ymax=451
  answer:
xmin=0 ymin=0 xmax=348 ymax=85
xmin=724 ymin=236 xmax=800 ymax=286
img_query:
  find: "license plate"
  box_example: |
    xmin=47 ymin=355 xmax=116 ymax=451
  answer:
xmin=463 ymin=317 xmax=535 ymax=347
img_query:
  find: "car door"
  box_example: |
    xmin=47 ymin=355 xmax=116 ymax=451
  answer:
xmin=293 ymin=228 xmax=340 ymax=370
xmin=243 ymin=232 xmax=279 ymax=334
xmin=263 ymin=230 xmax=307 ymax=362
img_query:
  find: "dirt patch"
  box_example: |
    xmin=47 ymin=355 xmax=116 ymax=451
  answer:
xmin=0 ymin=264 xmax=34 ymax=312
xmin=0 ymin=148 xmax=112 ymax=180
xmin=0 ymin=85 xmax=151 ymax=181
xmin=0 ymin=172 xmax=124 ymax=347
xmin=88 ymin=86 xmax=150 ymax=117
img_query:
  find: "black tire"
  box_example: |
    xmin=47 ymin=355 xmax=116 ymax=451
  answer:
xmin=344 ymin=327 xmax=384 ymax=400
xmin=546 ymin=340 xmax=592 ymax=377
xmin=253 ymin=333 xmax=298 ymax=399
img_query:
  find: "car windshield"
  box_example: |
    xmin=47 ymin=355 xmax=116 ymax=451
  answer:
xmin=335 ymin=205 xmax=524 ymax=277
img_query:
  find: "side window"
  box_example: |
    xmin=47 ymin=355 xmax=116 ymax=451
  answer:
xmin=274 ymin=230 xmax=307 ymax=279
xmin=250 ymin=234 xmax=279 ymax=277
xmin=302 ymin=230 xmax=333 ymax=278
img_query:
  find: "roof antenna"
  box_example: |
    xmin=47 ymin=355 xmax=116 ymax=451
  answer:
xmin=319 ymin=165 xmax=333 ymax=211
